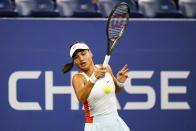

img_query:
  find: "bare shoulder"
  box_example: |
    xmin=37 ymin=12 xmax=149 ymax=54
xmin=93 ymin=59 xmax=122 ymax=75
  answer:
xmin=72 ymin=73 xmax=84 ymax=80
xmin=72 ymin=73 xmax=87 ymax=83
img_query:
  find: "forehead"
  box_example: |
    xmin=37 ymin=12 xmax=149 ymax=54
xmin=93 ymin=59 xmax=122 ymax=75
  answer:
xmin=73 ymin=49 xmax=88 ymax=57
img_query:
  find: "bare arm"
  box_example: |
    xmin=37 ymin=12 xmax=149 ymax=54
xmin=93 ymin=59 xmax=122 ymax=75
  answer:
xmin=72 ymin=74 xmax=94 ymax=103
xmin=106 ymin=65 xmax=128 ymax=93
xmin=106 ymin=66 xmax=123 ymax=93
xmin=72 ymin=67 xmax=107 ymax=103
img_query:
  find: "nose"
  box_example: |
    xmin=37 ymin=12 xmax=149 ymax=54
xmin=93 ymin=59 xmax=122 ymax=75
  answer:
xmin=78 ymin=55 xmax=84 ymax=61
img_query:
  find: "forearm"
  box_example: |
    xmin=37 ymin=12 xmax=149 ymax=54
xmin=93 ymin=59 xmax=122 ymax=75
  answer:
xmin=73 ymin=67 xmax=105 ymax=103
xmin=115 ymin=64 xmax=128 ymax=93
xmin=77 ymin=81 xmax=94 ymax=103
xmin=114 ymin=78 xmax=124 ymax=93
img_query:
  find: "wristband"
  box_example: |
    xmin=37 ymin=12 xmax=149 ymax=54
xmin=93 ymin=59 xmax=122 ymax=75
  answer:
xmin=89 ymin=73 xmax=97 ymax=84
xmin=117 ymin=80 xmax=124 ymax=88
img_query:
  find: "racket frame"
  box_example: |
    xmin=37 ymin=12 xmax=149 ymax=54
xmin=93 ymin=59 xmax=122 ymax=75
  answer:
xmin=103 ymin=2 xmax=130 ymax=66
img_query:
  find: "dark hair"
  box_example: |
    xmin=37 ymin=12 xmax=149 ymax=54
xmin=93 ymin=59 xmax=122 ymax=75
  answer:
xmin=62 ymin=41 xmax=87 ymax=74
xmin=62 ymin=62 xmax=74 ymax=74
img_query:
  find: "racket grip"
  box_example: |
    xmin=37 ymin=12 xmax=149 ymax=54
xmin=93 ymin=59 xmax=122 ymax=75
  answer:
xmin=103 ymin=55 xmax=111 ymax=67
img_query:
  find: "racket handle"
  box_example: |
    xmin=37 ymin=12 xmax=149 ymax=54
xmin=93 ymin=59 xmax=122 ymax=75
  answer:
xmin=103 ymin=55 xmax=111 ymax=67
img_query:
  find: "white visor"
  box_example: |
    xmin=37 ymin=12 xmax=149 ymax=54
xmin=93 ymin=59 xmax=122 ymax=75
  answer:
xmin=70 ymin=43 xmax=89 ymax=58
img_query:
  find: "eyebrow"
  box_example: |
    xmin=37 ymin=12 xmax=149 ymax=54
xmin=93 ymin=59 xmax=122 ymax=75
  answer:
xmin=74 ymin=50 xmax=86 ymax=58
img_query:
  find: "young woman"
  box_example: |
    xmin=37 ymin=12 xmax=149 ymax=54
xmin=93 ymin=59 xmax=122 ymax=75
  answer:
xmin=62 ymin=41 xmax=130 ymax=131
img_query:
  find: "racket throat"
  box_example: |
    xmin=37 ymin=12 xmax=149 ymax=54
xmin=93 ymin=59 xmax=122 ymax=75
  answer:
xmin=103 ymin=55 xmax=111 ymax=66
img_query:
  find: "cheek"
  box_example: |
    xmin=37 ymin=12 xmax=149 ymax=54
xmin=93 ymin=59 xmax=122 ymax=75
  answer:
xmin=86 ymin=55 xmax=92 ymax=61
xmin=74 ymin=59 xmax=79 ymax=65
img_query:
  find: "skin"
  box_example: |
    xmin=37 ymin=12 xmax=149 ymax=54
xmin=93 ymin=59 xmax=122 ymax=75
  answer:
xmin=72 ymin=50 xmax=128 ymax=103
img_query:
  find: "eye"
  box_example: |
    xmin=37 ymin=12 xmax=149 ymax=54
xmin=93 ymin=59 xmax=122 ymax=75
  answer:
xmin=74 ymin=55 xmax=78 ymax=60
xmin=81 ymin=51 xmax=86 ymax=56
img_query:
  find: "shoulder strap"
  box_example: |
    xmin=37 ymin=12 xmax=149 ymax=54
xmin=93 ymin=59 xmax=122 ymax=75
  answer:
xmin=80 ymin=72 xmax=89 ymax=80
xmin=80 ymin=64 xmax=100 ymax=80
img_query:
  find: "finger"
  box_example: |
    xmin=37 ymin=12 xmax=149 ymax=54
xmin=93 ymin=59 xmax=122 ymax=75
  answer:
xmin=94 ymin=67 xmax=98 ymax=72
xmin=100 ymin=69 xmax=106 ymax=74
xmin=103 ymin=73 xmax=106 ymax=77
xmin=122 ymin=68 xmax=129 ymax=74
xmin=100 ymin=72 xmax=106 ymax=76
xmin=102 ymin=68 xmax=107 ymax=71
xmin=99 ymin=65 xmax=106 ymax=69
xmin=100 ymin=73 xmax=105 ymax=78
xmin=99 ymin=67 xmax=106 ymax=71
xmin=121 ymin=64 xmax=128 ymax=72
xmin=99 ymin=67 xmax=104 ymax=70
xmin=118 ymin=71 xmax=123 ymax=75
xmin=100 ymin=70 xmax=106 ymax=74
xmin=119 ymin=68 xmax=128 ymax=76
xmin=125 ymin=74 xmax=128 ymax=78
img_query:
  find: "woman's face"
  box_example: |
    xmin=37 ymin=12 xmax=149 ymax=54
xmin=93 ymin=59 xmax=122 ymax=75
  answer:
xmin=73 ymin=50 xmax=93 ymax=70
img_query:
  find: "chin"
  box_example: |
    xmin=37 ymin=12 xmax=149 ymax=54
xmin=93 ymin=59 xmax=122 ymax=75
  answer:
xmin=80 ymin=67 xmax=88 ymax=71
xmin=79 ymin=65 xmax=89 ymax=71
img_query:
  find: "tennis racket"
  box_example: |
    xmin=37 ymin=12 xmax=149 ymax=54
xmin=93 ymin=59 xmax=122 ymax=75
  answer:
xmin=103 ymin=2 xmax=130 ymax=66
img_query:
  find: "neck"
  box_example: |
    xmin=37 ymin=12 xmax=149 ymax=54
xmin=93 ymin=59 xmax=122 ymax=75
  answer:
xmin=83 ymin=62 xmax=95 ymax=77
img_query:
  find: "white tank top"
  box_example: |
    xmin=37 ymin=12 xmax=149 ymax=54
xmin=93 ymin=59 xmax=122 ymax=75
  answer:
xmin=81 ymin=65 xmax=117 ymax=120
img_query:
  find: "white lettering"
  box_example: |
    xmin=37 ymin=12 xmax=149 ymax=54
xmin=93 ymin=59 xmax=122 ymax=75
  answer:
xmin=8 ymin=71 xmax=42 ymax=110
xmin=45 ymin=71 xmax=79 ymax=110
xmin=8 ymin=70 xmax=191 ymax=111
xmin=124 ymin=71 xmax=155 ymax=110
xmin=161 ymin=71 xmax=191 ymax=110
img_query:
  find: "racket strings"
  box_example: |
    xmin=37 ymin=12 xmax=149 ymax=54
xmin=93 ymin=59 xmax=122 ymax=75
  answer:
xmin=113 ymin=6 xmax=128 ymax=14
xmin=108 ymin=5 xmax=129 ymax=41
xmin=109 ymin=21 xmax=126 ymax=39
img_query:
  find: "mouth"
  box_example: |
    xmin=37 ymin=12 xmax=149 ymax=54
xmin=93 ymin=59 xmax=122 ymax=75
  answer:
xmin=80 ymin=62 xmax=86 ymax=67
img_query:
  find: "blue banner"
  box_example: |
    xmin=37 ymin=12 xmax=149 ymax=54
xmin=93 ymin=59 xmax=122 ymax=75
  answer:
xmin=0 ymin=18 xmax=196 ymax=131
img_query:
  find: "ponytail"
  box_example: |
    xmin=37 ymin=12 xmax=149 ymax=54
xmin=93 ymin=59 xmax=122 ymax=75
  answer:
xmin=62 ymin=62 xmax=74 ymax=74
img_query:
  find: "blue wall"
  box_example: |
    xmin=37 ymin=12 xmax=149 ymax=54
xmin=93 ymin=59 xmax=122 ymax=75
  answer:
xmin=0 ymin=18 xmax=196 ymax=131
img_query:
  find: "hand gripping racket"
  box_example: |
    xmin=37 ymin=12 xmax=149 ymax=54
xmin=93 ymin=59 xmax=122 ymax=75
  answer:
xmin=103 ymin=2 xmax=130 ymax=66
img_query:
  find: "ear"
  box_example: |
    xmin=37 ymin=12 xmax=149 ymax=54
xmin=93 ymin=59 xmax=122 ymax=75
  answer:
xmin=73 ymin=59 xmax=76 ymax=64
xmin=89 ymin=50 xmax=93 ymax=57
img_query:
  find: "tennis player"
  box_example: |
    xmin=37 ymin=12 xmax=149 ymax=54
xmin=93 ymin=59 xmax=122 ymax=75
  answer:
xmin=62 ymin=41 xmax=130 ymax=131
